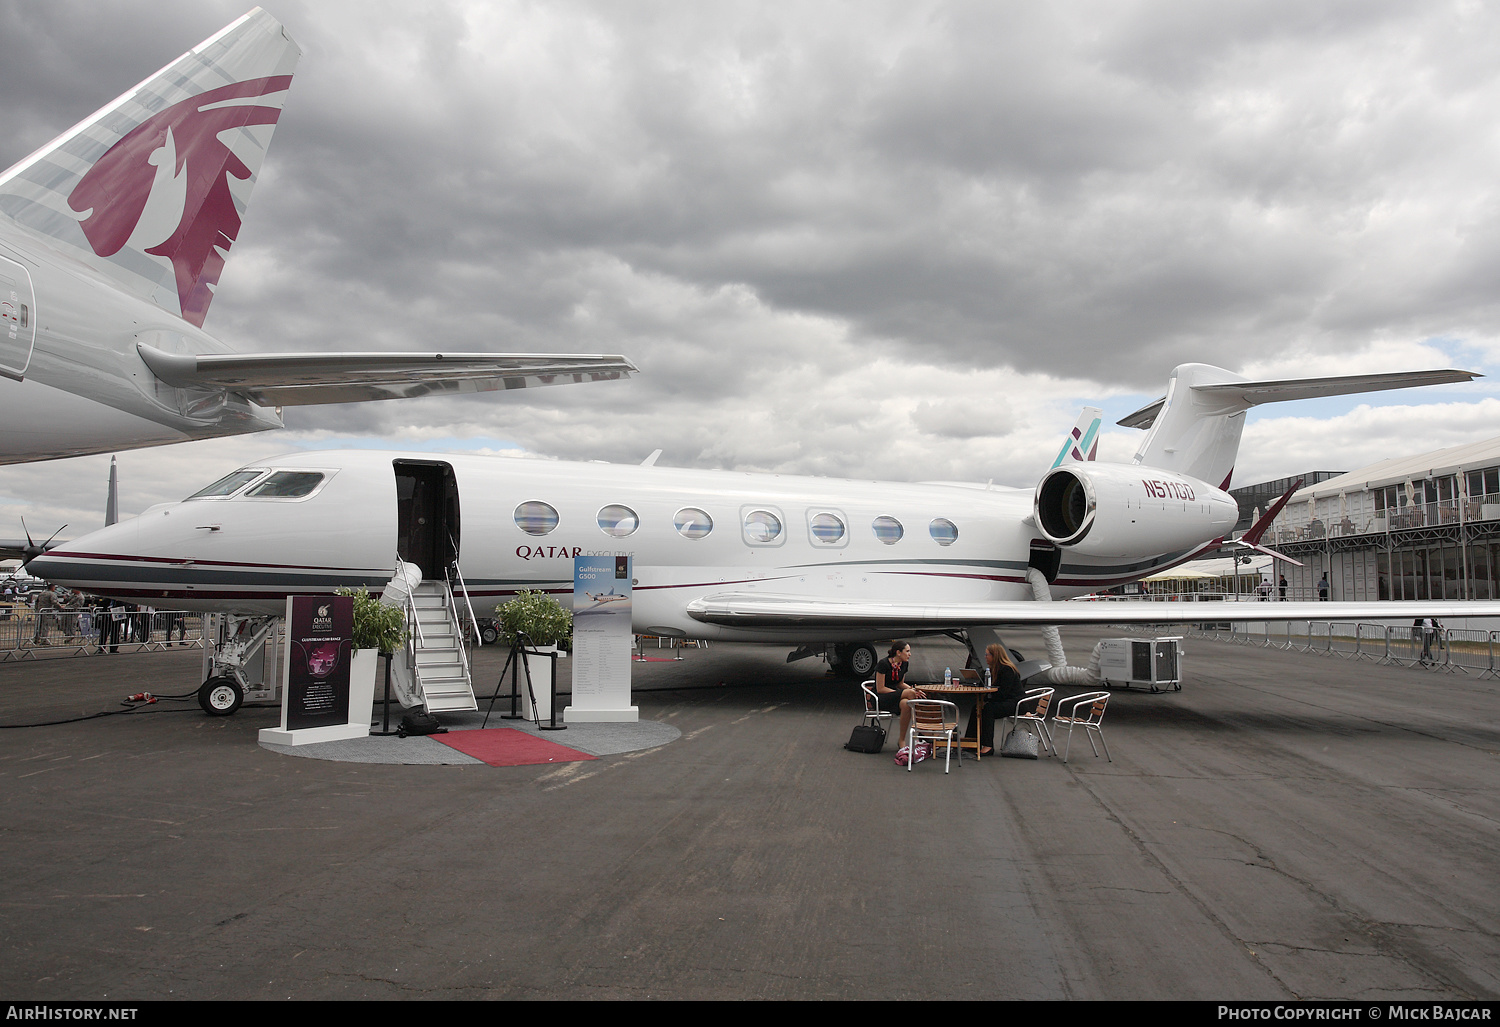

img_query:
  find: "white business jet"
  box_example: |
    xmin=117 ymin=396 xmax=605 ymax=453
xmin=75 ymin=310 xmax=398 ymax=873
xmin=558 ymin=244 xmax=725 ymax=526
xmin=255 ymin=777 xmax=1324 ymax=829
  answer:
xmin=0 ymin=8 xmax=633 ymax=468
xmin=31 ymin=361 xmax=1500 ymax=711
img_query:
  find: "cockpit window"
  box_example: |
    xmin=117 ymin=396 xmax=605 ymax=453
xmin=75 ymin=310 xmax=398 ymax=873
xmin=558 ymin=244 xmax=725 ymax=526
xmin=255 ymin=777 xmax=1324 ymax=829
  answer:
xmin=245 ymin=471 xmax=326 ymax=499
xmin=186 ymin=469 xmax=266 ymax=500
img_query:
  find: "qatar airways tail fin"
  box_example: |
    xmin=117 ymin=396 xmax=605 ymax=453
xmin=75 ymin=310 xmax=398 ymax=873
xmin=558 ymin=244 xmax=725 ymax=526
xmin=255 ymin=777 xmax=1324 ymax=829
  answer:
xmin=1118 ymin=363 xmax=1480 ymax=490
xmin=1050 ymin=406 xmax=1102 ymax=469
xmin=0 ymin=8 xmax=300 ymax=328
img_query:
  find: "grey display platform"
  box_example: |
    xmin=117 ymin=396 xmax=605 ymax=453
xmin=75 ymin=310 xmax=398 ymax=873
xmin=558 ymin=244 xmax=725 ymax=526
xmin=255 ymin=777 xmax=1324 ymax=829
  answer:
xmin=260 ymin=711 xmax=681 ymax=764
xmin=4 ymin=632 xmax=1499 ymax=1000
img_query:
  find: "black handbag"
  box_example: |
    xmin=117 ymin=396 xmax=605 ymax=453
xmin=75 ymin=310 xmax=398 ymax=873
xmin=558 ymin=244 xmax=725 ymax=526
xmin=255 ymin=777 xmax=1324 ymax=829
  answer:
xmin=845 ymin=723 xmax=886 ymax=753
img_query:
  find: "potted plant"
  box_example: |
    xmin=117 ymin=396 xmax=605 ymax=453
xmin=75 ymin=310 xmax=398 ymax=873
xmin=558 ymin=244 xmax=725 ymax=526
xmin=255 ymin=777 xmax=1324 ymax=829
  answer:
xmin=495 ymin=590 xmax=572 ymax=718
xmin=337 ymin=587 xmax=410 ymax=717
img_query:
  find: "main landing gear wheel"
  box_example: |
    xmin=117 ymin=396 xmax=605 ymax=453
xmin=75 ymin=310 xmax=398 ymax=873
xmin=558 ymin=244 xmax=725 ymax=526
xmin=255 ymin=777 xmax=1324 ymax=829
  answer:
xmin=847 ymin=643 xmax=878 ymax=679
xmin=481 ymin=625 xmax=499 ymax=645
xmin=198 ymin=676 xmax=243 ymax=717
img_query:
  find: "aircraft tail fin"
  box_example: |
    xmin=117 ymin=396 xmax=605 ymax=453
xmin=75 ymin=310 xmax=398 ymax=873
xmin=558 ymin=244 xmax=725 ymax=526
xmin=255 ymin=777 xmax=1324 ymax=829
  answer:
xmin=0 ymin=8 xmax=300 ymax=328
xmin=1120 ymin=364 xmax=1479 ymax=489
xmin=1049 ymin=406 xmax=1102 ymax=469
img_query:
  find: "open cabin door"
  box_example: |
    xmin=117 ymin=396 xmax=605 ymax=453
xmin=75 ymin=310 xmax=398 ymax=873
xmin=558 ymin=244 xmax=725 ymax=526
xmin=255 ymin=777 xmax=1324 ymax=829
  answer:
xmin=393 ymin=460 xmax=460 ymax=579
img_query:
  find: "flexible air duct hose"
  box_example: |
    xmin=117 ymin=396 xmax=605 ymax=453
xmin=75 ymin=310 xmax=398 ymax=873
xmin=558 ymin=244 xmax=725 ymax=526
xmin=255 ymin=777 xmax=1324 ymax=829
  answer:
xmin=1025 ymin=566 xmax=1103 ymax=686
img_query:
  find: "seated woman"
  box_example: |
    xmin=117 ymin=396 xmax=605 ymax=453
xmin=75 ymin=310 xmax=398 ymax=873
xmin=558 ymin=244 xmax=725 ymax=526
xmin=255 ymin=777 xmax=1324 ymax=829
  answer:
xmin=965 ymin=643 xmax=1026 ymax=755
xmin=873 ymin=640 xmax=926 ymax=742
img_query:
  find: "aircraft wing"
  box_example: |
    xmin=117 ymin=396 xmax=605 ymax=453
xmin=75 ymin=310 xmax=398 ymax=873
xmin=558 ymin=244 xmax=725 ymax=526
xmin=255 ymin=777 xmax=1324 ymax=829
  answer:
xmin=685 ymin=593 xmax=1500 ymax=631
xmin=138 ymin=346 xmax=636 ymax=406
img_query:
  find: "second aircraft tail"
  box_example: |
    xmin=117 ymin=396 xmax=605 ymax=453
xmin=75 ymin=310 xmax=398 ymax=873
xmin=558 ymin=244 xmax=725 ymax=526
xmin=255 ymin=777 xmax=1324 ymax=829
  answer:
xmin=0 ymin=8 xmax=300 ymax=328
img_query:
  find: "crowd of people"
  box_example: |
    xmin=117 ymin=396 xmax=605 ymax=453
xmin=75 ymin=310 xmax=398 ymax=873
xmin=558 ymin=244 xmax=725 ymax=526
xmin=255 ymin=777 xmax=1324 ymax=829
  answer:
xmin=4 ymin=584 xmax=193 ymax=653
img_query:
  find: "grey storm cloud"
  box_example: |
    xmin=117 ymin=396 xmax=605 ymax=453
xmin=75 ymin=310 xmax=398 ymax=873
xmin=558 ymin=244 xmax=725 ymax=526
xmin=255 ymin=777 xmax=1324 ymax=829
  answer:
xmin=2 ymin=0 xmax=1499 ymax=532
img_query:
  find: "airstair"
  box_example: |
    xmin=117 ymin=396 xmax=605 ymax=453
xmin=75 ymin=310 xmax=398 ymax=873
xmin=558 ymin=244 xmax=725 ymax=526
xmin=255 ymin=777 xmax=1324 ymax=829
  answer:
xmin=387 ymin=560 xmax=481 ymax=714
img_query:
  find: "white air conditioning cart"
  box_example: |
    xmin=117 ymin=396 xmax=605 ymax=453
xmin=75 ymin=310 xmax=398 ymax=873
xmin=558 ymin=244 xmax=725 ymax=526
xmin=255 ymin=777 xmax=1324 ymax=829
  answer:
xmin=1097 ymin=636 xmax=1184 ymax=692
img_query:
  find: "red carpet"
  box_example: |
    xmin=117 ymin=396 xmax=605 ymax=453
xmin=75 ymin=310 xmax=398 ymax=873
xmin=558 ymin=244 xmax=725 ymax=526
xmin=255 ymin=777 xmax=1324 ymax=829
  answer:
xmin=435 ymin=728 xmax=598 ymax=767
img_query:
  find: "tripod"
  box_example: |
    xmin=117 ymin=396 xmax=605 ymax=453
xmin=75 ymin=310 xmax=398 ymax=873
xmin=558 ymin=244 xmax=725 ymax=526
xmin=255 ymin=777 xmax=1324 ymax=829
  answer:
xmin=483 ymin=632 xmax=540 ymax=728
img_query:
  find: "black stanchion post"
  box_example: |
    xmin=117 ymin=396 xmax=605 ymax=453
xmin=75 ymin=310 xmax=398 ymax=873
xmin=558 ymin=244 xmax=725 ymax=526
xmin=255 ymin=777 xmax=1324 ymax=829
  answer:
xmin=539 ymin=648 xmax=565 ymax=731
xmin=371 ymin=651 xmax=400 ymax=736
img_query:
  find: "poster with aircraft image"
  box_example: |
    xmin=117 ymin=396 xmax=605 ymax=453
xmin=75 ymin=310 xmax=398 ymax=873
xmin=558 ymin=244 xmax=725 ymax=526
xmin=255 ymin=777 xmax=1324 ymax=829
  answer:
xmin=569 ymin=556 xmax=637 ymax=721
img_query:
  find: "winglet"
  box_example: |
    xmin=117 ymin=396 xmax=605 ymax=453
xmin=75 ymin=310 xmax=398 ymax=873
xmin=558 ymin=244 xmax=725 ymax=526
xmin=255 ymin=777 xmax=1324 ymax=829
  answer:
xmin=1050 ymin=407 xmax=1103 ymax=469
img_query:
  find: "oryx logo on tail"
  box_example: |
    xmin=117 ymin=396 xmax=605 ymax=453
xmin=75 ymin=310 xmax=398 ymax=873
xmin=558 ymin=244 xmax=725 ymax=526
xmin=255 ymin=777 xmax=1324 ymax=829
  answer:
xmin=67 ymin=76 xmax=292 ymax=327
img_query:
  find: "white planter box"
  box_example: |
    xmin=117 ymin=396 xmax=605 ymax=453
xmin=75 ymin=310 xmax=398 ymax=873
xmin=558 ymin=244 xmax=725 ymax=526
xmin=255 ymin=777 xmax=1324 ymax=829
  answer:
xmin=350 ymin=648 xmax=379 ymax=730
xmin=1483 ymin=504 xmax=1500 ymax=522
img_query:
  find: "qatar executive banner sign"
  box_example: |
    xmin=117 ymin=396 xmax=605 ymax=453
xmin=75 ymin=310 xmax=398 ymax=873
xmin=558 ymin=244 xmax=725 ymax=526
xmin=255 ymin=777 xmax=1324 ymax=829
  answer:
xmin=283 ymin=595 xmax=354 ymax=731
xmin=569 ymin=555 xmax=636 ymax=721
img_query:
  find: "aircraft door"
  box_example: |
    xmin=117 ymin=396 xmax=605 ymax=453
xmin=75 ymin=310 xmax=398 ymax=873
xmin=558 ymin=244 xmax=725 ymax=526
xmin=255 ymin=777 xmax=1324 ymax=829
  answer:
xmin=0 ymin=253 xmax=37 ymax=380
xmin=393 ymin=461 xmax=461 ymax=580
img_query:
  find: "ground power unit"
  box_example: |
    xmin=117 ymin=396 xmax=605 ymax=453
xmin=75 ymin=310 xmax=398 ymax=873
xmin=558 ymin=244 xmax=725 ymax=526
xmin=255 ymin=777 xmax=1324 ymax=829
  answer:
xmin=1097 ymin=637 xmax=1184 ymax=692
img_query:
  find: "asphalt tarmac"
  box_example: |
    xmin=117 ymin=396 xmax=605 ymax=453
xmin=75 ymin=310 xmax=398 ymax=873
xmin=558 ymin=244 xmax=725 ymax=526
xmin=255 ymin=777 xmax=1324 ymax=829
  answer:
xmin=1 ymin=629 xmax=1497 ymax=1000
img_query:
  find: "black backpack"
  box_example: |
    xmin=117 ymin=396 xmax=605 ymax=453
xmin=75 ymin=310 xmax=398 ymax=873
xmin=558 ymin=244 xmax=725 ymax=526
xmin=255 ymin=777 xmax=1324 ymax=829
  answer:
xmin=397 ymin=710 xmax=446 ymax=738
xmin=844 ymin=723 xmax=886 ymax=753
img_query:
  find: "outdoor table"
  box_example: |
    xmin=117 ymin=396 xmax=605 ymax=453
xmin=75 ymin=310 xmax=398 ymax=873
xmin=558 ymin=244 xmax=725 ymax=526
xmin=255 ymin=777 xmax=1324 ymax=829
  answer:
xmin=909 ymin=683 xmax=997 ymax=761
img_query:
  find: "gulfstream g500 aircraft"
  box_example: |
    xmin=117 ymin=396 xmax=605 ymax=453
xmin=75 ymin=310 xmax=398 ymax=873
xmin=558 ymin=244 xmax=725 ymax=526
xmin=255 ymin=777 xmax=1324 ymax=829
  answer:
xmin=32 ymin=362 xmax=1500 ymax=694
xmin=0 ymin=8 xmax=633 ymax=466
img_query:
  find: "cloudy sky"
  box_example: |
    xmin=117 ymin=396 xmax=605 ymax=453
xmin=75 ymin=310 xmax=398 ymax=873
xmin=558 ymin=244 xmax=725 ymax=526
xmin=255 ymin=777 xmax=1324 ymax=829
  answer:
xmin=3 ymin=0 xmax=1500 ymax=539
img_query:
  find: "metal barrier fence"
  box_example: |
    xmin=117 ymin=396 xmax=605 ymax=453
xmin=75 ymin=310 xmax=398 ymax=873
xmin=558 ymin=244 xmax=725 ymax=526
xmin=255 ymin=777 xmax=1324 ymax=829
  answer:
xmin=1128 ymin=617 xmax=1498 ymax=677
xmin=0 ymin=608 xmax=204 ymax=661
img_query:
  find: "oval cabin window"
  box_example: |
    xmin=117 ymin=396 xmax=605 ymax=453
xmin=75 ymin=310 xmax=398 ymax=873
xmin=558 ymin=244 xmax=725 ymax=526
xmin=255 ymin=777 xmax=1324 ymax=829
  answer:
xmin=674 ymin=508 xmax=713 ymax=539
xmin=597 ymin=504 xmax=639 ymax=538
xmin=929 ymin=518 xmax=959 ymax=546
xmin=744 ymin=510 xmax=783 ymax=543
xmin=515 ymin=501 xmax=559 ymax=536
xmin=872 ymin=515 xmax=904 ymax=544
xmin=810 ymin=512 xmax=845 ymax=544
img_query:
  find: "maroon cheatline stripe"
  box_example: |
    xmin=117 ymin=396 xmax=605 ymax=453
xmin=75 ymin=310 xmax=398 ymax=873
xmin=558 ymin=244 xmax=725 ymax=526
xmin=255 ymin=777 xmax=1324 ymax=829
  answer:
xmin=48 ymin=550 xmax=378 ymax=572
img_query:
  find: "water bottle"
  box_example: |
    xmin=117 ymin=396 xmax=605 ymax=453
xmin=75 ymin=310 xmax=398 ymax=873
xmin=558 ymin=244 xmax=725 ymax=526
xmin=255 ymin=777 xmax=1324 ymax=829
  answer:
xmin=945 ymin=666 xmax=952 ymax=687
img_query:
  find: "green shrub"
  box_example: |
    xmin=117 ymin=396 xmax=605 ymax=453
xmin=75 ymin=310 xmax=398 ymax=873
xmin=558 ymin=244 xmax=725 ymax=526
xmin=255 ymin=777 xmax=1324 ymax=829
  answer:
xmin=336 ymin=587 xmax=408 ymax=655
xmin=495 ymin=590 xmax=572 ymax=648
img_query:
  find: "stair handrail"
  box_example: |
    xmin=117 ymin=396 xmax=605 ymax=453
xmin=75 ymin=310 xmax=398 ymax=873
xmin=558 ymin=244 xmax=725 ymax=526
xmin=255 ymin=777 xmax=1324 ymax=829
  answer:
xmin=441 ymin=577 xmax=473 ymax=695
xmin=394 ymin=554 xmax=426 ymax=650
xmin=446 ymin=547 xmax=484 ymax=648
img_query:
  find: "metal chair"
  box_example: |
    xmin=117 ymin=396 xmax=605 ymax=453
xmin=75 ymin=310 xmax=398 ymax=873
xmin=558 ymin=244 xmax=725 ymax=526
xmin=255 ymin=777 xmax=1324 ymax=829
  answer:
xmin=1052 ymin=691 xmax=1111 ymax=763
xmin=860 ymin=679 xmax=891 ymax=731
xmin=1008 ymin=686 xmax=1056 ymax=757
xmin=907 ymin=699 xmax=961 ymax=773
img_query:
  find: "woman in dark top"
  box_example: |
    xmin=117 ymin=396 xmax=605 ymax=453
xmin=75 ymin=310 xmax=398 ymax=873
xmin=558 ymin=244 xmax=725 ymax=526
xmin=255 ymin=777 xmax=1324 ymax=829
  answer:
xmin=873 ymin=640 xmax=926 ymax=742
xmin=966 ymin=643 xmax=1025 ymax=754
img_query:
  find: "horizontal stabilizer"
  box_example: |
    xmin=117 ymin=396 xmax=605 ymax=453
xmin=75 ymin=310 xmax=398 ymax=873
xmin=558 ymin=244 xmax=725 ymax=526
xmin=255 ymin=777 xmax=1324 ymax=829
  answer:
xmin=685 ymin=592 xmax=1500 ymax=631
xmin=138 ymin=345 xmax=636 ymax=406
xmin=1118 ymin=369 xmax=1478 ymax=429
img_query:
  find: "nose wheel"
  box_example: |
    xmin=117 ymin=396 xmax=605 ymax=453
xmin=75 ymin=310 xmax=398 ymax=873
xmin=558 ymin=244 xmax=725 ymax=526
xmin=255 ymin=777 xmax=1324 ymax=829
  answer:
xmin=198 ymin=676 xmax=244 ymax=716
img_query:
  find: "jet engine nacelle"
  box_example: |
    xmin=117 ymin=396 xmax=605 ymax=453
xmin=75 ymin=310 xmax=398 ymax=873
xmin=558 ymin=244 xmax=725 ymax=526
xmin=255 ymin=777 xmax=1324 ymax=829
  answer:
xmin=1033 ymin=462 xmax=1239 ymax=559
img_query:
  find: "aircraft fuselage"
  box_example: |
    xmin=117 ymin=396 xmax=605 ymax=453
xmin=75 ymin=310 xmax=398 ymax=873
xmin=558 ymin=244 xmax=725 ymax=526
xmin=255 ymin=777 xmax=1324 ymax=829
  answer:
xmin=30 ymin=449 xmax=1238 ymax=643
xmin=0 ymin=226 xmax=282 ymax=465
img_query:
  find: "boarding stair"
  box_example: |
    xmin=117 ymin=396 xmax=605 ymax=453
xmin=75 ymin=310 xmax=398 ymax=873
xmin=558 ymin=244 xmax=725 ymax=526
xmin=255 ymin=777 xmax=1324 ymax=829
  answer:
xmin=406 ymin=580 xmax=476 ymax=713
